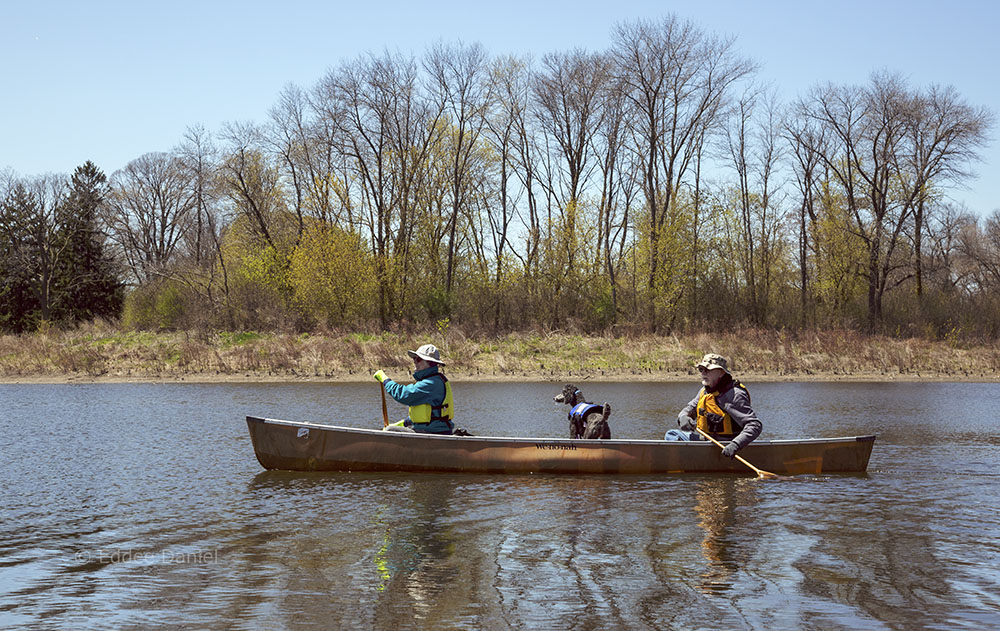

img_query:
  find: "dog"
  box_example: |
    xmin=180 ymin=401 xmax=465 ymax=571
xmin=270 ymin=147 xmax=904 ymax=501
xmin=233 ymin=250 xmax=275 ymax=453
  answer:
xmin=553 ymin=384 xmax=612 ymax=439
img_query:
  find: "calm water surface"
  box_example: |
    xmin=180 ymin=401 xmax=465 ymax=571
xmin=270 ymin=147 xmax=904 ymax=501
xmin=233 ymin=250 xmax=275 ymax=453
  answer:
xmin=1 ymin=381 xmax=998 ymax=630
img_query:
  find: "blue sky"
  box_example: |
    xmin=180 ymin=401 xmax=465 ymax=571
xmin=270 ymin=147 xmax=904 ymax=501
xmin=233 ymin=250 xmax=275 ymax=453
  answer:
xmin=3 ymin=0 xmax=997 ymax=214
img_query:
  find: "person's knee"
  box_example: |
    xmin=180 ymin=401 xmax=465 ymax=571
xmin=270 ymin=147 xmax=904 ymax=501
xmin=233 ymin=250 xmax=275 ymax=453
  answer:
xmin=384 ymin=424 xmax=415 ymax=432
xmin=663 ymin=429 xmax=690 ymax=441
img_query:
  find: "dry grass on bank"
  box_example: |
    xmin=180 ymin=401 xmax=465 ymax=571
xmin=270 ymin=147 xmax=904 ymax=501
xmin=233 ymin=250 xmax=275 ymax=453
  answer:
xmin=0 ymin=323 xmax=998 ymax=383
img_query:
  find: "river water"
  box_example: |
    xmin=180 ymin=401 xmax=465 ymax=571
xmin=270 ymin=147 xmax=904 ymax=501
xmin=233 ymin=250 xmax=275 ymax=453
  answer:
xmin=1 ymin=380 xmax=998 ymax=630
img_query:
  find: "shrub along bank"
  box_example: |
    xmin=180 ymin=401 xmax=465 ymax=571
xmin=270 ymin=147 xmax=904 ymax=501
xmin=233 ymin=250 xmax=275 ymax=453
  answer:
xmin=1 ymin=323 xmax=997 ymax=382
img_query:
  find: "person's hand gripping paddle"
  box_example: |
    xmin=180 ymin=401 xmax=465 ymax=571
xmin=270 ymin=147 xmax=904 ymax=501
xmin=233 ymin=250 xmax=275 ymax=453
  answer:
xmin=696 ymin=427 xmax=786 ymax=480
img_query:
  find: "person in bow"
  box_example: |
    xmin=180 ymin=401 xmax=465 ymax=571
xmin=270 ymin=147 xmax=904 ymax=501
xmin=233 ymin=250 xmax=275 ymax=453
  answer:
xmin=664 ymin=353 xmax=762 ymax=458
xmin=373 ymin=344 xmax=455 ymax=435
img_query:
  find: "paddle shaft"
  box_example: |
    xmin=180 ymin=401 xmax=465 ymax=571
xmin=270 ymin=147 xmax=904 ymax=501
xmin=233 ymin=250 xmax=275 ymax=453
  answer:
xmin=380 ymin=382 xmax=389 ymax=427
xmin=695 ymin=427 xmax=778 ymax=479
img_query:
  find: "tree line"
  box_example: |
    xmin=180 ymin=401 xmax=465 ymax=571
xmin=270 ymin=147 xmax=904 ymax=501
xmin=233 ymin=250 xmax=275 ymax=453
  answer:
xmin=1 ymin=162 xmax=122 ymax=331
xmin=2 ymin=15 xmax=997 ymax=338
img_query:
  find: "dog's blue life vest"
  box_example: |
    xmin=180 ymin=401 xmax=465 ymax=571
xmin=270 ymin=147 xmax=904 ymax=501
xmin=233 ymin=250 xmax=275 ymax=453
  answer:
xmin=570 ymin=402 xmax=604 ymax=422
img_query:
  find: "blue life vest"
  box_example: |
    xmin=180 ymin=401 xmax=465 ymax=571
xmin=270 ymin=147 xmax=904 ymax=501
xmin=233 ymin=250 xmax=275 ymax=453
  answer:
xmin=570 ymin=402 xmax=604 ymax=422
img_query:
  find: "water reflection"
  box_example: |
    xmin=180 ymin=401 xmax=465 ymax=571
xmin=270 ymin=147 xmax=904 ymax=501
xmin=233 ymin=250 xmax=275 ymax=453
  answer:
xmin=693 ymin=478 xmax=758 ymax=594
xmin=3 ymin=382 xmax=1000 ymax=630
xmin=552 ymin=476 xmax=636 ymax=628
xmin=373 ymin=476 xmax=461 ymax=626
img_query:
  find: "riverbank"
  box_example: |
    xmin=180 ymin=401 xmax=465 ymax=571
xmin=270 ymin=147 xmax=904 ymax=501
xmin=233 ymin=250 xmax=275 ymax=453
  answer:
xmin=1 ymin=324 xmax=998 ymax=384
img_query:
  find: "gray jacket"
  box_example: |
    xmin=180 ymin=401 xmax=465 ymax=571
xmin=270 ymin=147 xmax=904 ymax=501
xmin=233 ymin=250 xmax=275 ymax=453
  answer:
xmin=678 ymin=379 xmax=762 ymax=451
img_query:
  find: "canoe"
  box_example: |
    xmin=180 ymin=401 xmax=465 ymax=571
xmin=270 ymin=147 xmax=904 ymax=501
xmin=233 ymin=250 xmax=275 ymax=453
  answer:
xmin=246 ymin=416 xmax=876 ymax=475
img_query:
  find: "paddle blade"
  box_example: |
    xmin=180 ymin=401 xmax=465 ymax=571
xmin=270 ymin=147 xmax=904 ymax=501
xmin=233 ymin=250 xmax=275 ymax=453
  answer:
xmin=756 ymin=469 xmax=793 ymax=481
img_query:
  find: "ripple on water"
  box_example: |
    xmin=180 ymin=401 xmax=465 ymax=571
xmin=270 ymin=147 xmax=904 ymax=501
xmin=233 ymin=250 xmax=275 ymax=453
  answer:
xmin=2 ymin=382 xmax=1000 ymax=630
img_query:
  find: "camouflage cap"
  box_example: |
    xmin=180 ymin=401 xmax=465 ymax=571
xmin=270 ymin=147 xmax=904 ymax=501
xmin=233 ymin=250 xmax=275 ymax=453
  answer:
xmin=695 ymin=353 xmax=729 ymax=373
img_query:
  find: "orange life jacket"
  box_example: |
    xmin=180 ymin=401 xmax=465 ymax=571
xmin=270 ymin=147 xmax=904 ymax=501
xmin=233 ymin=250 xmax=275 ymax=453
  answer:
xmin=696 ymin=380 xmax=750 ymax=438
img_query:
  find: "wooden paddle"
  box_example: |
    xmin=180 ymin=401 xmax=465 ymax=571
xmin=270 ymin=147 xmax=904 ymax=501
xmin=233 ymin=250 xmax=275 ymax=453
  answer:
xmin=695 ymin=427 xmax=784 ymax=480
xmin=379 ymin=382 xmax=389 ymax=427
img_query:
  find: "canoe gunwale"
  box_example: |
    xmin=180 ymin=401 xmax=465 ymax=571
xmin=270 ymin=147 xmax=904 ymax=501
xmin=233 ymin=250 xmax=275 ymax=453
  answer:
xmin=246 ymin=415 xmax=876 ymax=447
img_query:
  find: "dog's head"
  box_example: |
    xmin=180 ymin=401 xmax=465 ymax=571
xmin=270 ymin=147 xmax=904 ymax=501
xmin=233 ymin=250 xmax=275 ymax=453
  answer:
xmin=553 ymin=384 xmax=583 ymax=407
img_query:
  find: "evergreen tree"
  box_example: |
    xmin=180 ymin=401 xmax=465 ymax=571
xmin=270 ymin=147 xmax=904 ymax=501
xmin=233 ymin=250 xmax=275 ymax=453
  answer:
xmin=0 ymin=184 xmax=41 ymax=332
xmin=53 ymin=161 xmax=123 ymax=323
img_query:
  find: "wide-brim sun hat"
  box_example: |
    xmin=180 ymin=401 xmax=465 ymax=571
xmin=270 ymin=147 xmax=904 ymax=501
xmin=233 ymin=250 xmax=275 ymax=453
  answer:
xmin=695 ymin=353 xmax=729 ymax=373
xmin=407 ymin=344 xmax=445 ymax=365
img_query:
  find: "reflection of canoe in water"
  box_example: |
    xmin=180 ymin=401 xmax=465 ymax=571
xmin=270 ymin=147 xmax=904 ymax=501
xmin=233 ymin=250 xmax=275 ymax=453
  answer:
xmin=247 ymin=416 xmax=876 ymax=475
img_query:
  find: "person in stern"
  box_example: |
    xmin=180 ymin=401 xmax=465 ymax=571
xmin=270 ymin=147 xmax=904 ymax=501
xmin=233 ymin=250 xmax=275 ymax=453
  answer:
xmin=373 ymin=344 xmax=455 ymax=435
xmin=664 ymin=353 xmax=762 ymax=458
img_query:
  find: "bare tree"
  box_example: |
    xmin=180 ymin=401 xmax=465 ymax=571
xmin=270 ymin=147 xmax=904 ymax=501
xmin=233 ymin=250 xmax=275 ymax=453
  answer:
xmin=612 ymin=15 xmax=756 ymax=330
xmin=320 ymin=50 xmax=444 ymax=327
xmin=509 ymin=58 xmax=545 ymax=288
xmin=722 ymin=85 xmax=786 ymax=324
xmin=425 ymin=40 xmax=493 ymax=295
xmin=529 ymin=49 xmax=612 ymax=323
xmin=784 ymin=110 xmax=826 ymax=326
xmin=483 ymin=54 xmax=529 ymax=328
xmin=797 ymin=72 xmax=992 ymax=329
xmin=898 ymin=84 xmax=993 ymax=301
xmin=218 ymin=121 xmax=285 ymax=251
xmin=797 ymin=75 xmax=903 ymax=329
xmin=177 ymin=124 xmax=220 ymax=266
xmin=308 ymin=77 xmax=358 ymax=228
xmin=175 ymin=125 xmax=237 ymax=324
xmin=922 ymin=201 xmax=976 ymax=295
xmin=104 ymin=152 xmax=196 ymax=284
xmin=267 ymin=83 xmax=353 ymax=231
xmin=951 ymin=209 xmax=1000 ymax=335
xmin=266 ymin=84 xmax=312 ymax=238
xmin=533 ymin=49 xmax=609 ymax=216
xmin=593 ymin=70 xmax=639 ymax=325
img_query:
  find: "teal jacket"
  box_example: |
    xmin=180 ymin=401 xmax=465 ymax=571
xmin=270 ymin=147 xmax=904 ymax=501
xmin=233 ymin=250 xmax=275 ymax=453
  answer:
xmin=382 ymin=366 xmax=453 ymax=434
